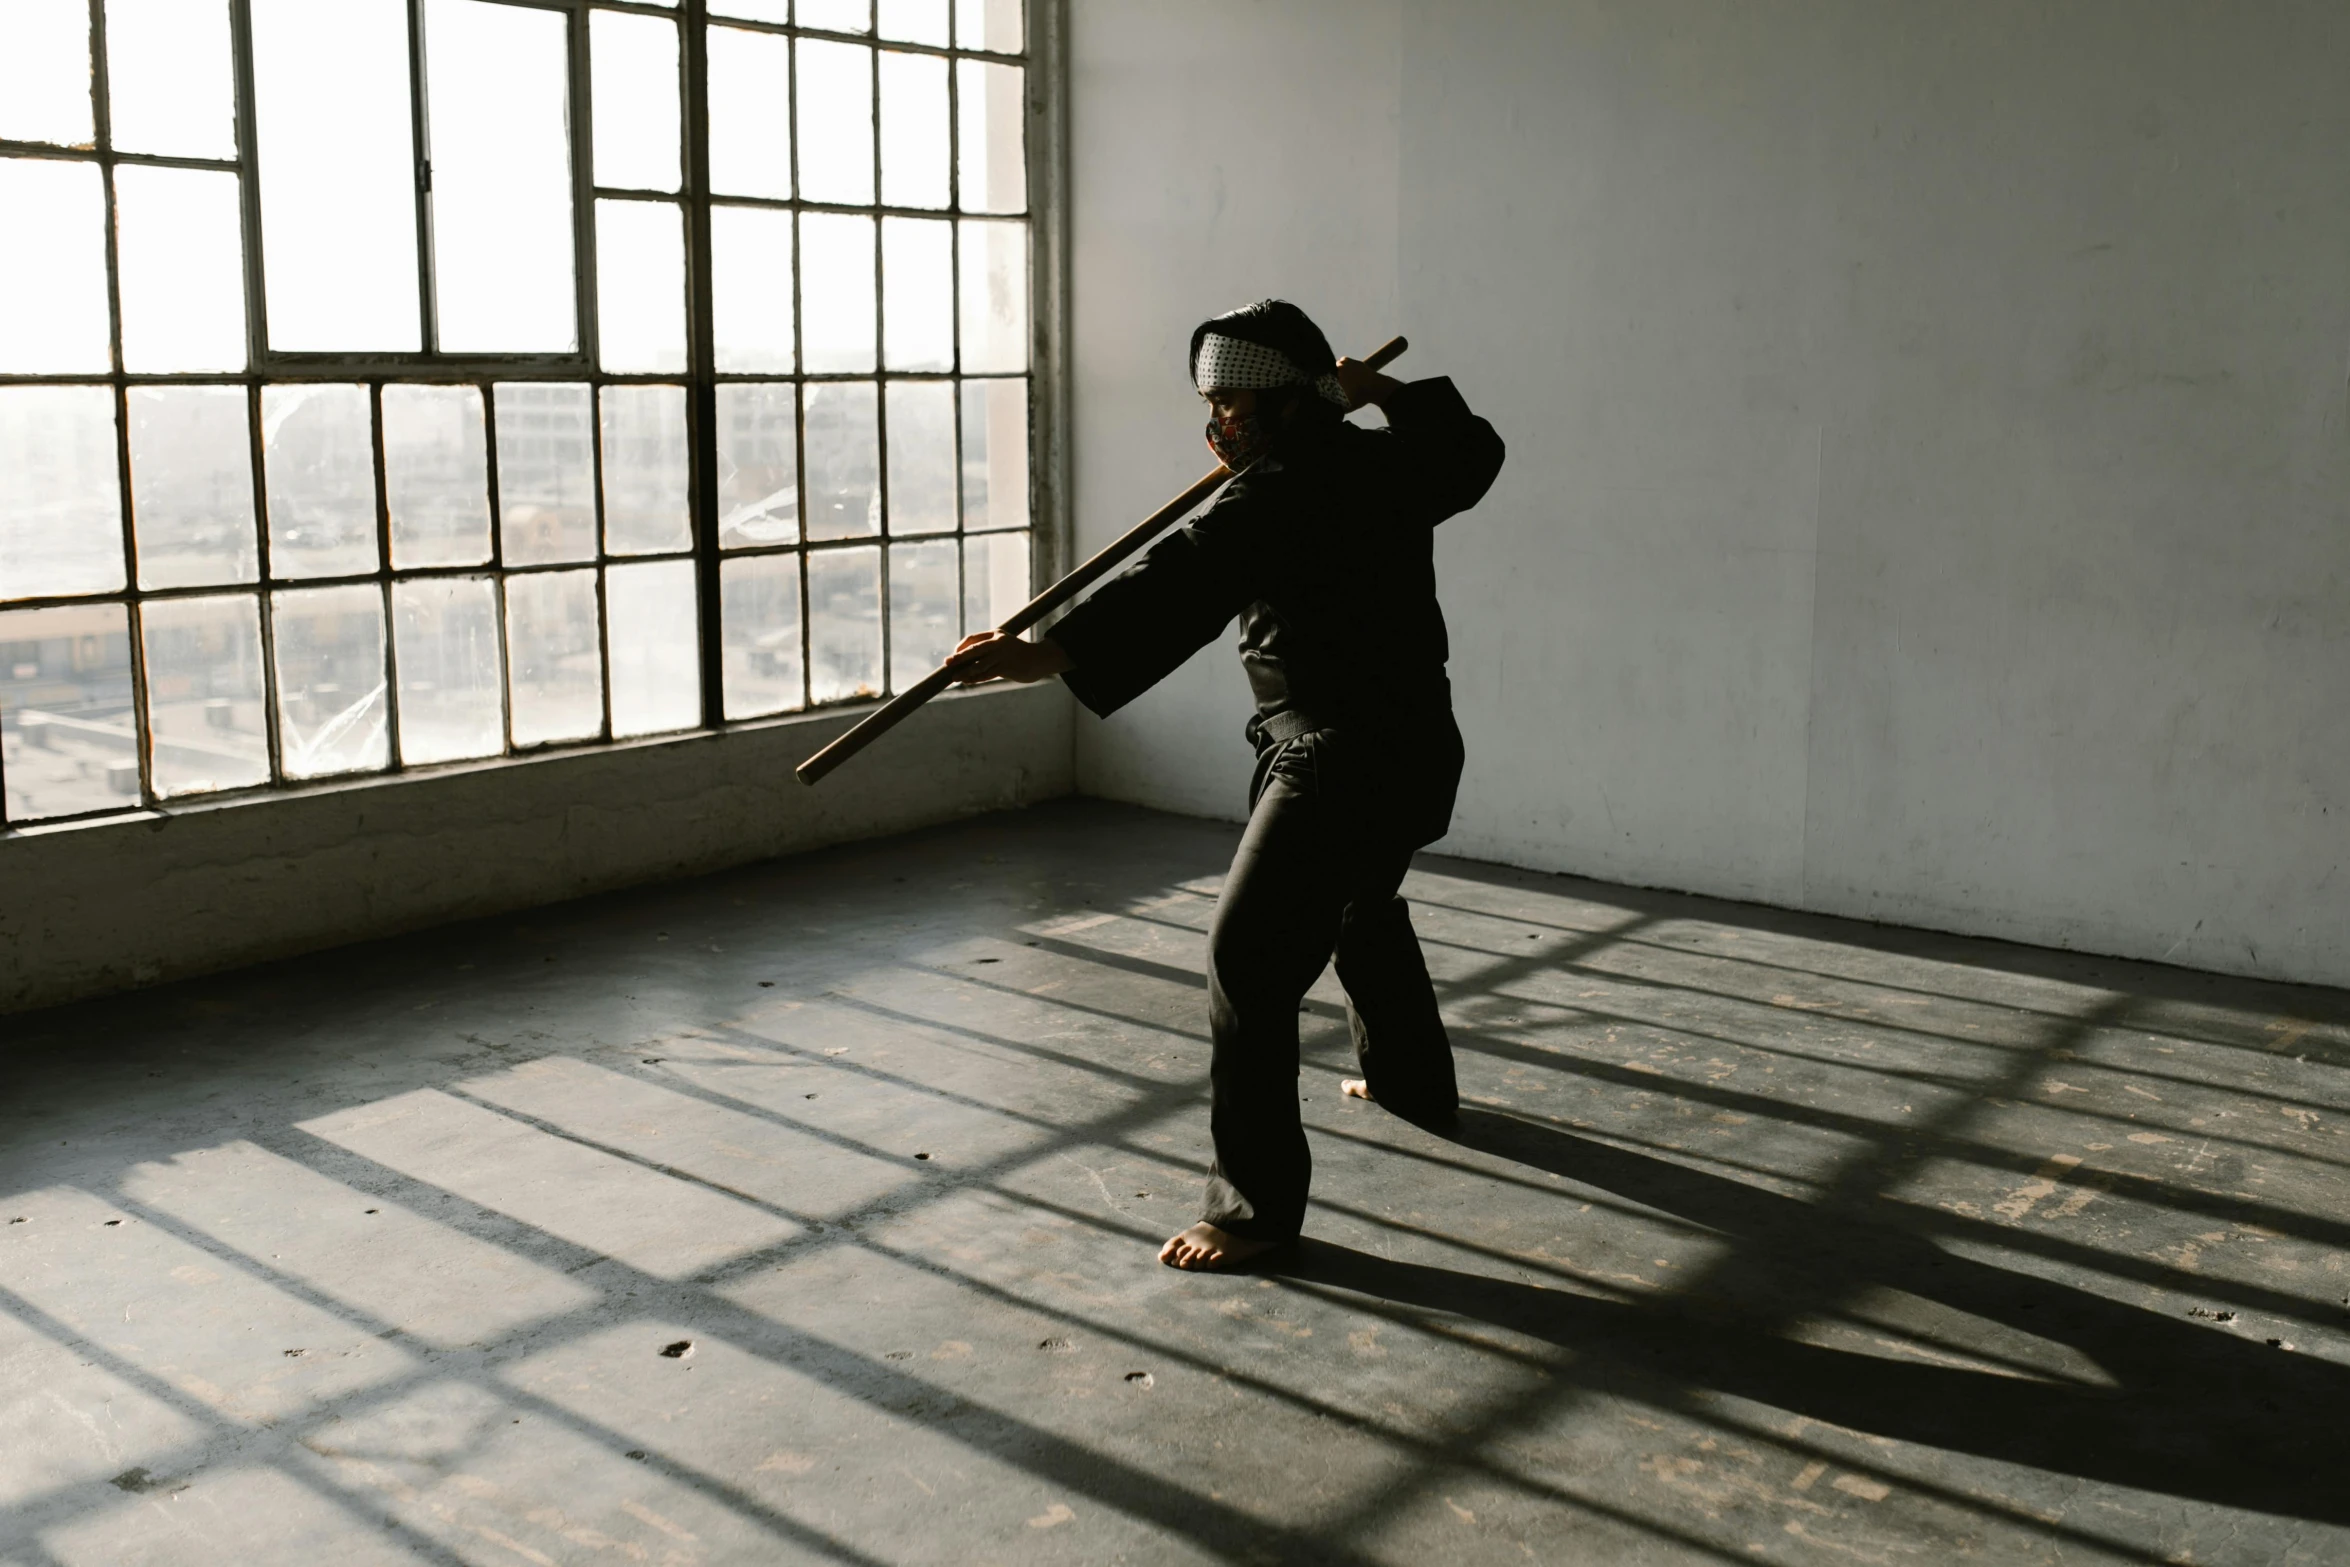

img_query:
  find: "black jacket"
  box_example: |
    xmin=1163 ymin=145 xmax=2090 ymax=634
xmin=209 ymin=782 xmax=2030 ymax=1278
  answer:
xmin=1053 ymin=376 xmax=1505 ymax=742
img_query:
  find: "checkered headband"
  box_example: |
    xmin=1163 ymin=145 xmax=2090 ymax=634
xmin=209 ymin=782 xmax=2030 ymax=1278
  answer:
xmin=1193 ymin=332 xmax=1350 ymax=407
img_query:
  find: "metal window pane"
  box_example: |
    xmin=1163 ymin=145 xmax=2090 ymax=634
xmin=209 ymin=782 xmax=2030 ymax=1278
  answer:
xmin=887 ymin=538 xmax=954 ymax=688
xmin=799 ymin=0 xmax=871 ymax=33
xmin=0 ymin=158 xmax=111 ymax=374
xmin=957 ymin=218 xmax=1027 ymax=373
xmin=494 ymin=383 xmax=597 ymax=567
xmin=391 ymin=574 xmax=503 ymax=764
xmin=103 ymin=0 xmax=236 ymax=158
xmin=707 ymin=25 xmax=791 ymax=201
xmin=128 ymin=386 xmax=257 ymax=590
xmin=955 ymin=60 xmax=1024 ymax=214
xmin=0 ymin=0 xmax=93 ymax=147
xmin=140 ymin=592 xmax=270 ymax=797
xmin=0 ymin=604 xmax=135 ymax=820
xmin=720 ymin=553 xmax=801 ymax=719
xmin=251 ymin=0 xmax=421 ymax=351
xmin=795 ymin=39 xmax=873 ymax=206
xmin=884 ymin=380 xmax=953 ymax=534
xmin=384 ymin=385 xmax=492 ymax=570
xmin=876 ymin=0 xmax=947 ymax=47
xmin=807 ymin=546 xmax=880 ymax=703
xmin=605 ymin=558 xmax=698 ymax=736
xmin=802 ymin=381 xmax=877 ymax=541
xmin=958 ymin=376 xmax=1027 ymax=531
xmin=599 ymin=385 xmax=690 ymax=556
xmin=715 ymin=383 xmax=798 ymax=549
xmin=954 ymin=0 xmax=1020 ymax=53
xmin=426 ymin=0 xmax=577 ymax=353
xmin=261 ymin=384 xmax=379 ymax=581
xmin=114 ymin=165 xmax=247 ymax=373
xmin=505 ymin=566 xmax=602 ymax=746
xmin=709 ymin=0 xmax=788 ymax=22
xmin=880 ymin=216 xmax=950 ymax=371
xmin=798 ymin=212 xmax=874 ymax=373
xmin=711 ymin=205 xmax=795 ymax=372
xmin=590 ymin=9 xmax=680 ymax=194
xmin=961 ymin=528 xmax=1026 ymax=632
xmin=0 ymin=385 xmax=125 ymax=601
xmin=595 ymin=199 xmax=688 ymax=373
xmin=878 ymin=50 xmax=946 ymax=210
xmin=270 ymin=584 xmax=388 ymax=778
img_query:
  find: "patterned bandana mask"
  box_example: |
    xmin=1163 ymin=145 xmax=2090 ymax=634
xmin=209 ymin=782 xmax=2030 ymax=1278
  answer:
xmin=1204 ymin=408 xmax=1270 ymax=469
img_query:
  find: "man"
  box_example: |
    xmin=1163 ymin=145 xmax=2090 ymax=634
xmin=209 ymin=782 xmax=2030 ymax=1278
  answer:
xmin=948 ymin=300 xmax=1505 ymax=1270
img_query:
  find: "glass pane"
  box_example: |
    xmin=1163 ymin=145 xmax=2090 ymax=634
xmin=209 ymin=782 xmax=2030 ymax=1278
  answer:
xmin=392 ymin=575 xmax=502 ymax=764
xmin=962 ymin=528 xmax=1027 ymax=631
xmin=799 ymin=0 xmax=870 ymax=33
xmin=494 ymin=383 xmax=596 ymax=566
xmin=251 ymin=0 xmax=421 ymax=351
xmin=959 ymin=377 xmax=1027 ymax=530
xmin=104 ymin=0 xmax=236 ymax=158
xmin=0 ymin=158 xmax=110 ymax=373
xmin=956 ymin=60 xmax=1025 ymax=214
xmin=958 ymin=218 xmax=1027 ymax=373
xmin=590 ymin=10 xmax=680 ymax=193
xmin=720 ymin=553 xmax=800 ymax=718
xmin=803 ymin=382 xmax=877 ymax=541
xmin=427 ymin=0 xmax=576 ymax=353
xmin=709 ymin=0 xmax=788 ymax=21
xmin=715 ymin=383 xmax=798 ymax=549
xmin=0 ymin=604 xmax=135 ymax=820
xmin=600 ymin=385 xmax=690 ymax=555
xmin=954 ymin=0 xmax=1020 ymax=52
xmin=261 ymin=384 xmax=379 ymax=580
xmin=807 ymin=546 xmax=880 ymax=704
xmin=128 ymin=386 xmax=257 ymax=590
xmin=596 ymin=199 xmax=688 ymax=373
xmin=876 ymin=0 xmax=948 ymax=47
xmin=799 ymin=212 xmax=874 ymax=373
xmin=707 ymin=25 xmax=791 ymax=200
xmin=114 ymin=165 xmax=246 ymax=372
xmin=606 ymin=559 xmax=698 ymax=736
xmin=712 ymin=205 xmax=795 ymax=372
xmin=884 ymin=380 xmax=953 ymax=534
xmin=140 ymin=593 xmax=270 ymax=797
xmin=383 ymin=384 xmax=492 ymax=570
xmin=795 ymin=40 xmax=873 ymax=206
xmin=878 ymin=51 xmax=946 ymax=209
xmin=0 ymin=386 xmax=123 ymax=601
xmin=270 ymin=584 xmax=388 ymax=777
xmin=888 ymin=538 xmax=955 ymax=688
xmin=881 ymin=217 xmax=951 ymax=371
xmin=505 ymin=567 xmax=602 ymax=746
xmin=0 ymin=0 xmax=93 ymax=146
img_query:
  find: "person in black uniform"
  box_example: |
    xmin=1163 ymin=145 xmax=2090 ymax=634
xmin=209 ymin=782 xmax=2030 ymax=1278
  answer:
xmin=947 ymin=300 xmax=1505 ymax=1270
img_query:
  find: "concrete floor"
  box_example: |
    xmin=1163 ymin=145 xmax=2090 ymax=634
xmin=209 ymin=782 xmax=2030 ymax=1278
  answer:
xmin=2 ymin=799 xmax=2346 ymax=1566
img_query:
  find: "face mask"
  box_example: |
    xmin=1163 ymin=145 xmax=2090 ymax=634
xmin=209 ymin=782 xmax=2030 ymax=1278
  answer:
xmin=1204 ymin=409 xmax=1268 ymax=470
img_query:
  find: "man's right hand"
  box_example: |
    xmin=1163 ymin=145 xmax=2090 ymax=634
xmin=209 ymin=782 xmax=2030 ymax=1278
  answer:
xmin=946 ymin=631 xmax=1073 ymax=685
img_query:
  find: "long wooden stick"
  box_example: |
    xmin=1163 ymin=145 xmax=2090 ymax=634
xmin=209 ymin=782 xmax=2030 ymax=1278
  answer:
xmin=796 ymin=335 xmax=1409 ymax=786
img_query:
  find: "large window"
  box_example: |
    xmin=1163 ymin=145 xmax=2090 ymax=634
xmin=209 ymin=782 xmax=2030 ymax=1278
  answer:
xmin=0 ymin=0 xmax=1037 ymax=826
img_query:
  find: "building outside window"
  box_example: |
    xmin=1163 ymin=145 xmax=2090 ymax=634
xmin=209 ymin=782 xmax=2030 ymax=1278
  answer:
xmin=0 ymin=0 xmax=1041 ymax=826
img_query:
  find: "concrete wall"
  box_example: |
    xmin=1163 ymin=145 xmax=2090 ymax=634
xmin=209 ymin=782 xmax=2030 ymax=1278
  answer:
xmin=1067 ymin=0 xmax=2350 ymax=988
xmin=0 ymin=684 xmax=1072 ymax=1013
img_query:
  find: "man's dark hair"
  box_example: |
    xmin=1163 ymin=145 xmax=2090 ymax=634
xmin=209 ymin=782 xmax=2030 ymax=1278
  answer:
xmin=1189 ymin=299 xmax=1344 ymax=438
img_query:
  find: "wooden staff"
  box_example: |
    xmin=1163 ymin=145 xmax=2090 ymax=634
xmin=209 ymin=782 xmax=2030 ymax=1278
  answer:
xmin=795 ymin=335 xmax=1410 ymax=786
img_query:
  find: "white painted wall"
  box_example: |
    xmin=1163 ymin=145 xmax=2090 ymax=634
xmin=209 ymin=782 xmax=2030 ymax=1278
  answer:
xmin=1068 ymin=1 xmax=2350 ymax=988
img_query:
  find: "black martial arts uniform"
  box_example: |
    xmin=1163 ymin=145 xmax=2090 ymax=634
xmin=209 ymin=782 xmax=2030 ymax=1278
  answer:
xmin=1049 ymin=377 xmax=1506 ymax=1242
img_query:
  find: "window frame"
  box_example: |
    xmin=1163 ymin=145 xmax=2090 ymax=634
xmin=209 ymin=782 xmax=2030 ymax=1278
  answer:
xmin=0 ymin=0 xmax=1067 ymax=832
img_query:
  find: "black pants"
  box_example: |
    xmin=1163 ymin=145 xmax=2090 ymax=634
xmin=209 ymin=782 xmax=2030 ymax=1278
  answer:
xmin=1200 ymin=721 xmax=1463 ymax=1241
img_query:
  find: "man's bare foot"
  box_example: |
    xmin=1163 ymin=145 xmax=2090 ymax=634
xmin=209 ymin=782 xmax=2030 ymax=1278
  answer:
xmin=1159 ymin=1222 xmax=1280 ymax=1271
xmin=1341 ymin=1078 xmax=1374 ymax=1100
